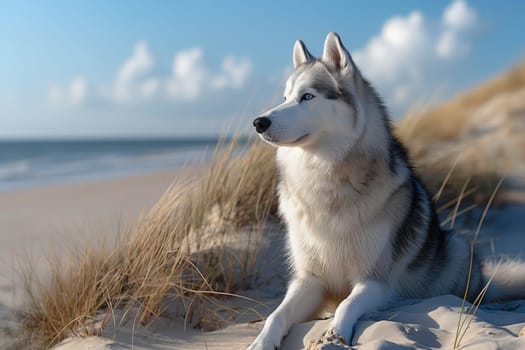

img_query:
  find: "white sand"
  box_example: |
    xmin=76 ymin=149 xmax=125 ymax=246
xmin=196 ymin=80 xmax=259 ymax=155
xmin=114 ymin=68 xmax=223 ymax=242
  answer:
xmin=0 ymin=171 xmax=181 ymax=328
xmin=2 ymin=170 xmax=525 ymax=349
xmin=51 ymin=293 xmax=525 ymax=350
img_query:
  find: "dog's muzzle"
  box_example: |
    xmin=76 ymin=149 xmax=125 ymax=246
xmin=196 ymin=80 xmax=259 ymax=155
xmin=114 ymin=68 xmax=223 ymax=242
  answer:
xmin=253 ymin=117 xmax=271 ymax=134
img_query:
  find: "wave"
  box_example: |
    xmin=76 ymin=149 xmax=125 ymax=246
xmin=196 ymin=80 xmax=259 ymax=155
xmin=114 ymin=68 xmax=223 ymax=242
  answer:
xmin=0 ymin=139 xmax=222 ymax=191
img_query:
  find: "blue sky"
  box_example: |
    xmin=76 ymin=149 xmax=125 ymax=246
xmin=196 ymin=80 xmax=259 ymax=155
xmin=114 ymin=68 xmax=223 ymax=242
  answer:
xmin=1 ymin=0 xmax=524 ymax=139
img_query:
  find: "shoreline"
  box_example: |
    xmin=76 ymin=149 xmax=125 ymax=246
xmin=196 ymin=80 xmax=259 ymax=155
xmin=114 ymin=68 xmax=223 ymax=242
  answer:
xmin=0 ymin=166 xmax=188 ymax=194
xmin=0 ymin=158 xmax=205 ymax=194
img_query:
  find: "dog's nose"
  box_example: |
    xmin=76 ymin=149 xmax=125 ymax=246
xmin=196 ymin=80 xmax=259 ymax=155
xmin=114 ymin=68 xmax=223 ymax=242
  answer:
xmin=253 ymin=117 xmax=271 ymax=133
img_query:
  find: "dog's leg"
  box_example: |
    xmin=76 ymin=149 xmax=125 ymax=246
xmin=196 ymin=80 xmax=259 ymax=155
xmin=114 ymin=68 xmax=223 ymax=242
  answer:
xmin=247 ymin=276 xmax=324 ymax=350
xmin=331 ymin=279 xmax=388 ymax=344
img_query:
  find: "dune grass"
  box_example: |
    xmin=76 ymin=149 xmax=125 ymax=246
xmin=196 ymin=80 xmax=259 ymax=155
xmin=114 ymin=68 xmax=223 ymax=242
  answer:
xmin=395 ymin=60 xmax=525 ymax=204
xmin=396 ymin=115 xmax=507 ymax=205
xmin=396 ymin=60 xmax=525 ymax=145
xmin=437 ymin=176 xmax=505 ymax=349
xmin=12 ymin=138 xmax=277 ymax=349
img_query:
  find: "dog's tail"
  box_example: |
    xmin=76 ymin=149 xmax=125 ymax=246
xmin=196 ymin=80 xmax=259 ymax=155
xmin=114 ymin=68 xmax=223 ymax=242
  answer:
xmin=481 ymin=259 xmax=525 ymax=301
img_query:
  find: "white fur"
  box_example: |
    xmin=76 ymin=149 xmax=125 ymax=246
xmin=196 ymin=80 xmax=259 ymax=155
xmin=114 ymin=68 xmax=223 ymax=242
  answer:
xmin=248 ymin=277 xmax=324 ymax=349
xmin=331 ymin=280 xmax=388 ymax=343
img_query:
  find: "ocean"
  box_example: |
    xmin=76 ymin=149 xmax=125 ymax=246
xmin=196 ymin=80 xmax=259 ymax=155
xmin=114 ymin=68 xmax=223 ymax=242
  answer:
xmin=0 ymin=138 xmax=229 ymax=192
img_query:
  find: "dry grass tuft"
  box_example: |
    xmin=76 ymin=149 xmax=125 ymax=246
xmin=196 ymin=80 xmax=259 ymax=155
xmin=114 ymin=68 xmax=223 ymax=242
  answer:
xmin=396 ymin=60 xmax=525 ymax=203
xmin=397 ymin=60 xmax=525 ymax=144
xmin=14 ymin=137 xmax=277 ymax=349
xmin=448 ymin=179 xmax=504 ymax=349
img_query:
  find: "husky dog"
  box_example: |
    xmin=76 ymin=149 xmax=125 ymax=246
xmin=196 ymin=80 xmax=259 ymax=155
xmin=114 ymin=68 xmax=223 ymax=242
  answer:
xmin=248 ymin=32 xmax=525 ymax=349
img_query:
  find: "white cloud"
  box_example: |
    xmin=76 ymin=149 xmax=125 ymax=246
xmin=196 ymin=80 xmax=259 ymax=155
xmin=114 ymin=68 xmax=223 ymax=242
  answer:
xmin=70 ymin=77 xmax=87 ymax=106
xmin=436 ymin=30 xmax=470 ymax=59
xmin=211 ymin=56 xmax=253 ymax=90
xmin=353 ymin=0 xmax=479 ymax=112
xmin=114 ymin=42 xmax=157 ymax=102
xmin=117 ymin=42 xmax=154 ymax=82
xmin=48 ymin=77 xmax=88 ymax=106
xmin=166 ymin=48 xmax=208 ymax=100
xmin=354 ymin=11 xmax=428 ymax=84
xmin=139 ymin=78 xmax=160 ymax=99
xmin=166 ymin=49 xmax=253 ymax=100
xmin=436 ymin=0 xmax=477 ymax=59
xmin=48 ymin=42 xmax=253 ymax=107
xmin=443 ymin=0 xmax=477 ymax=30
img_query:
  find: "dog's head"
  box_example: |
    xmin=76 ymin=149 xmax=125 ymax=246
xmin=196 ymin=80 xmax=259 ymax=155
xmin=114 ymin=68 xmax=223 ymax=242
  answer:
xmin=253 ymin=32 xmax=367 ymax=155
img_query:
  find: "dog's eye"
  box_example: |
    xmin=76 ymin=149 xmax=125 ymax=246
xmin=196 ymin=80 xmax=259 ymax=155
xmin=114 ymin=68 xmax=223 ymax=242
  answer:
xmin=301 ymin=93 xmax=315 ymax=102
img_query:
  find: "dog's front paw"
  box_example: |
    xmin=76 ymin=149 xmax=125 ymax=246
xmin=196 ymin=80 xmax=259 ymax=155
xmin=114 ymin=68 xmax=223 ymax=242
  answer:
xmin=307 ymin=328 xmax=351 ymax=349
xmin=246 ymin=336 xmax=278 ymax=350
xmin=330 ymin=319 xmax=355 ymax=345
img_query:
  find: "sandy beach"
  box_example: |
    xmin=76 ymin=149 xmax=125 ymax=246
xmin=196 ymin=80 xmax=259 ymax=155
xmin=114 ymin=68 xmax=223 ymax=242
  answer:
xmin=0 ymin=170 xmax=182 ymax=326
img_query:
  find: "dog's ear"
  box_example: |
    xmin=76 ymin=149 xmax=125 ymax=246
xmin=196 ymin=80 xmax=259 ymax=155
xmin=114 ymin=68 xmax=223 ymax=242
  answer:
xmin=293 ymin=40 xmax=314 ymax=68
xmin=322 ymin=32 xmax=354 ymax=76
